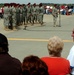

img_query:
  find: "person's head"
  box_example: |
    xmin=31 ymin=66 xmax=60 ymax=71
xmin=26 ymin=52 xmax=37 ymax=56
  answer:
xmin=47 ymin=36 xmax=64 ymax=57
xmin=27 ymin=2 xmax=31 ymax=7
xmin=54 ymin=4 xmax=57 ymax=8
xmin=0 ymin=33 xmax=9 ymax=53
xmin=33 ymin=3 xmax=36 ymax=7
xmin=22 ymin=55 xmax=49 ymax=75
xmin=22 ymin=4 xmax=26 ymax=7
xmin=39 ymin=3 xmax=42 ymax=7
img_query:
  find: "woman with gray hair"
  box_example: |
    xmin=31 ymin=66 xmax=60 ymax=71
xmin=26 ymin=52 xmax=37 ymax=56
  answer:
xmin=41 ymin=36 xmax=71 ymax=75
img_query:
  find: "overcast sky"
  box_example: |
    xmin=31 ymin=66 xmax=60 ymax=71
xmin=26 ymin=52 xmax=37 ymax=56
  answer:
xmin=0 ymin=0 xmax=74 ymax=4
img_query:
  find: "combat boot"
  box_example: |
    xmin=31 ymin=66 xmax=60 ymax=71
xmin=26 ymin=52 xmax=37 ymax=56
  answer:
xmin=24 ymin=22 xmax=25 ymax=25
xmin=25 ymin=22 xmax=28 ymax=25
xmin=41 ymin=22 xmax=43 ymax=25
xmin=4 ymin=26 xmax=10 ymax=31
xmin=31 ymin=21 xmax=34 ymax=25
xmin=53 ymin=22 xmax=56 ymax=27
xmin=13 ymin=26 xmax=17 ymax=31
xmin=23 ymin=25 xmax=27 ymax=30
xmin=4 ymin=27 xmax=7 ymax=30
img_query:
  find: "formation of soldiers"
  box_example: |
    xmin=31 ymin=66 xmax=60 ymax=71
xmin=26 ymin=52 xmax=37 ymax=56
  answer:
xmin=3 ymin=2 xmax=44 ymax=31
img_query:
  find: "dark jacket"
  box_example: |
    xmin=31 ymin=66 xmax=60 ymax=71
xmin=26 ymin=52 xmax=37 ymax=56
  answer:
xmin=0 ymin=53 xmax=22 ymax=75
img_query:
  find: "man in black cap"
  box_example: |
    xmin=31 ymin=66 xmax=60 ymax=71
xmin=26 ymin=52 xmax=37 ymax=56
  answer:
xmin=0 ymin=33 xmax=22 ymax=75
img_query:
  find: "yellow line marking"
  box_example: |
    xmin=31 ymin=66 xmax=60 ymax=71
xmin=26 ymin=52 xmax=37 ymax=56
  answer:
xmin=63 ymin=40 xmax=73 ymax=42
xmin=8 ymin=38 xmax=73 ymax=42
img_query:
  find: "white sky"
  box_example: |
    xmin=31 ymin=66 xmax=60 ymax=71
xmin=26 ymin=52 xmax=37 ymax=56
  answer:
xmin=0 ymin=0 xmax=74 ymax=4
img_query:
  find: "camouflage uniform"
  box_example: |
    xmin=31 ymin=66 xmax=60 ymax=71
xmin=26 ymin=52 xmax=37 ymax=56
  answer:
xmin=52 ymin=5 xmax=58 ymax=27
xmin=19 ymin=5 xmax=23 ymax=25
xmin=8 ymin=4 xmax=13 ymax=30
xmin=22 ymin=4 xmax=27 ymax=25
xmin=26 ymin=3 xmax=31 ymax=24
xmin=31 ymin=3 xmax=37 ymax=24
xmin=3 ymin=4 xmax=10 ymax=30
xmin=12 ymin=4 xmax=18 ymax=30
xmin=16 ymin=4 xmax=20 ymax=26
xmin=38 ymin=3 xmax=44 ymax=25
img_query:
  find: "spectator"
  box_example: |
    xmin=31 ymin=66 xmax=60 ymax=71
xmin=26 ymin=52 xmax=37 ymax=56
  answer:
xmin=71 ymin=28 xmax=74 ymax=42
xmin=41 ymin=36 xmax=71 ymax=75
xmin=22 ymin=55 xmax=49 ymax=75
xmin=0 ymin=33 xmax=22 ymax=75
xmin=67 ymin=36 xmax=74 ymax=75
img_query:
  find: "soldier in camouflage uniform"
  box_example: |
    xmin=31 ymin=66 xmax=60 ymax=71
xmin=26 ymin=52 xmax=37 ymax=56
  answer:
xmin=52 ymin=4 xmax=58 ymax=27
xmin=26 ymin=3 xmax=31 ymax=24
xmin=22 ymin=4 xmax=27 ymax=30
xmin=3 ymin=3 xmax=10 ymax=31
xmin=16 ymin=4 xmax=20 ymax=26
xmin=19 ymin=5 xmax=23 ymax=25
xmin=30 ymin=4 xmax=33 ymax=25
xmin=8 ymin=3 xmax=13 ymax=30
xmin=31 ymin=3 xmax=37 ymax=25
xmin=22 ymin=4 xmax=27 ymax=25
xmin=11 ymin=3 xmax=18 ymax=30
xmin=38 ymin=3 xmax=44 ymax=25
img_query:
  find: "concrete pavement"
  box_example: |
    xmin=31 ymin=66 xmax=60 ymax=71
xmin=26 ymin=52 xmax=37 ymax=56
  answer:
xmin=0 ymin=14 xmax=74 ymax=62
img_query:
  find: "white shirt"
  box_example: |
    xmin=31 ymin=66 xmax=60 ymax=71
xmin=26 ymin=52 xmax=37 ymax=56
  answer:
xmin=67 ymin=45 xmax=74 ymax=74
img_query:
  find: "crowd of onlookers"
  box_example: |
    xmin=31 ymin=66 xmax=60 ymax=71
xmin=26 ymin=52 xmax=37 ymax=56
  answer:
xmin=0 ymin=32 xmax=74 ymax=75
xmin=44 ymin=5 xmax=74 ymax=15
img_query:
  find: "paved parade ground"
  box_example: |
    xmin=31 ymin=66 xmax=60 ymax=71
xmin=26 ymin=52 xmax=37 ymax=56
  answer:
xmin=0 ymin=14 xmax=74 ymax=62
